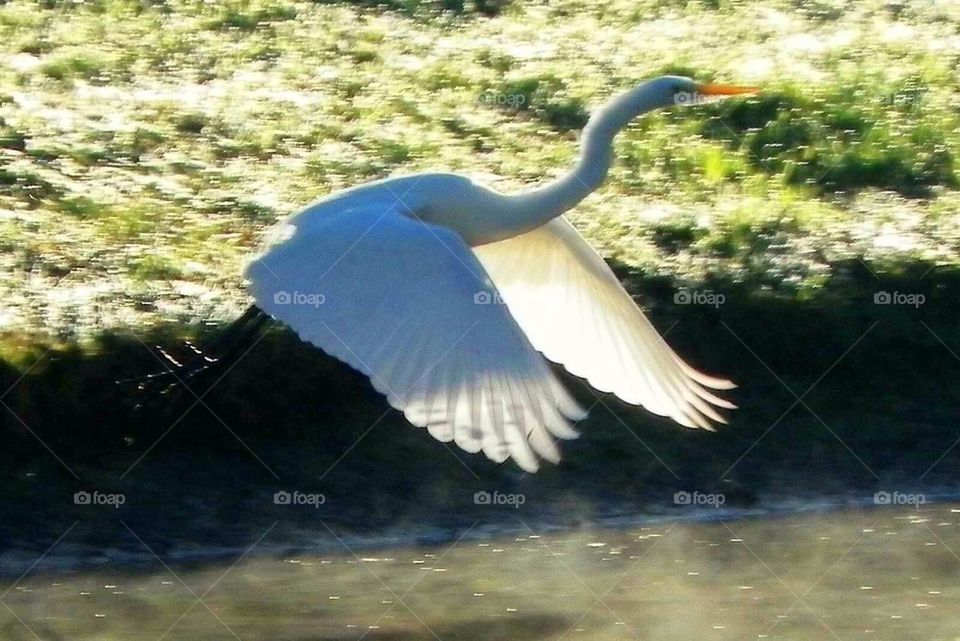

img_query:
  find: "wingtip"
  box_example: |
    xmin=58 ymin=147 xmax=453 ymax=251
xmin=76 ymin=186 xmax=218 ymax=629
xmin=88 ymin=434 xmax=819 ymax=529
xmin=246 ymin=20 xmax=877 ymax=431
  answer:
xmin=679 ymin=361 xmax=737 ymax=390
xmin=714 ymin=398 xmax=738 ymax=410
xmin=560 ymin=396 xmax=590 ymax=422
xmin=515 ymin=458 xmax=540 ymax=474
xmin=706 ymin=377 xmax=737 ymax=391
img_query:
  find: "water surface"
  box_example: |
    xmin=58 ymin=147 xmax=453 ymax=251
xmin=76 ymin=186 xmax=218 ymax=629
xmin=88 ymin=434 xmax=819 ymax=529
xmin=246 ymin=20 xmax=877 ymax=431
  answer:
xmin=3 ymin=503 xmax=958 ymax=640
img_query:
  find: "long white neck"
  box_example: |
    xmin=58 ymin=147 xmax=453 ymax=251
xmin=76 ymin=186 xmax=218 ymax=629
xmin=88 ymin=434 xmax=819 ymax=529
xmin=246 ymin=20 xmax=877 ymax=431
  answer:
xmin=493 ymin=81 xmax=668 ymax=239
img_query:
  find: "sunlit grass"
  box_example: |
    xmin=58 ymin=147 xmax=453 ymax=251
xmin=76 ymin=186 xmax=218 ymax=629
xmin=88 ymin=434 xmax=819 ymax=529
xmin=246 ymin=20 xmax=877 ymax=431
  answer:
xmin=1 ymin=0 xmax=958 ymax=338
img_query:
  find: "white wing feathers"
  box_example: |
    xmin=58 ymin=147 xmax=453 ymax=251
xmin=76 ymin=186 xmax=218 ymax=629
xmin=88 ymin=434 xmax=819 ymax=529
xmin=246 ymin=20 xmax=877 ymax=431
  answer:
xmin=245 ymin=206 xmax=585 ymax=472
xmin=473 ymin=217 xmax=734 ymax=430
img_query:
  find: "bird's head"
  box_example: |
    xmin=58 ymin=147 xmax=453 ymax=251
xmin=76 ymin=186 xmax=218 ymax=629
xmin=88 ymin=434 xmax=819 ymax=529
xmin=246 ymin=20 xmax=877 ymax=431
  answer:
xmin=645 ymin=75 xmax=759 ymax=109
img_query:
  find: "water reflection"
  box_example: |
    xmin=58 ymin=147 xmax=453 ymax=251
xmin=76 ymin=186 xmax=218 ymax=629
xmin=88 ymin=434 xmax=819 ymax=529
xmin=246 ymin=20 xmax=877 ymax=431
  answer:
xmin=3 ymin=503 xmax=959 ymax=640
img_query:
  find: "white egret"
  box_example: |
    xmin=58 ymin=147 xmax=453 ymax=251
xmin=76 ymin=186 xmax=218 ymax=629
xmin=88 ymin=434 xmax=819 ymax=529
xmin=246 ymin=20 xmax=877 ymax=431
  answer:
xmin=147 ymin=76 xmax=756 ymax=472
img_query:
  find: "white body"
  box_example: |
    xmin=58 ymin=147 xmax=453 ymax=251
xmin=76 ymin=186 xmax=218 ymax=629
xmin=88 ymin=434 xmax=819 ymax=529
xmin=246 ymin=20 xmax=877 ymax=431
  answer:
xmin=245 ymin=76 xmax=736 ymax=472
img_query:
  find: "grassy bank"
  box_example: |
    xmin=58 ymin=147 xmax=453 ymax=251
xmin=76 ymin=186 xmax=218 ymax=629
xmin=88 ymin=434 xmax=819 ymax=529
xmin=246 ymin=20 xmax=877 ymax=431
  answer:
xmin=2 ymin=0 xmax=960 ymax=554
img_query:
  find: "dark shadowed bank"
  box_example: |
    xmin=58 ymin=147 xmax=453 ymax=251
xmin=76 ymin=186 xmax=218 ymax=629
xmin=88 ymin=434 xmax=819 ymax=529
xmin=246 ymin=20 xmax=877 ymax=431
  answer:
xmin=2 ymin=256 xmax=958 ymax=573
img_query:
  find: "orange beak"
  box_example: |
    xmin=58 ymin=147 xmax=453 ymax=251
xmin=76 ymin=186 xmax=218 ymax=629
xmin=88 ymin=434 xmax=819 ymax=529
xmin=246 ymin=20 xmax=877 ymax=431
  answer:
xmin=696 ymin=83 xmax=761 ymax=97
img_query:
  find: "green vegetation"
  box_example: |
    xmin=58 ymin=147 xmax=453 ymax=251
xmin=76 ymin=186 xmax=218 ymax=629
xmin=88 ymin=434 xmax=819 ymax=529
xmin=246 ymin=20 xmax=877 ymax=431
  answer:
xmin=2 ymin=0 xmax=960 ymax=550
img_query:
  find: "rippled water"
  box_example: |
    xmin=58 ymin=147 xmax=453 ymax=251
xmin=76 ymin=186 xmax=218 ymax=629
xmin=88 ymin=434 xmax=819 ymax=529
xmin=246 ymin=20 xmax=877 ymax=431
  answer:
xmin=3 ymin=503 xmax=959 ymax=641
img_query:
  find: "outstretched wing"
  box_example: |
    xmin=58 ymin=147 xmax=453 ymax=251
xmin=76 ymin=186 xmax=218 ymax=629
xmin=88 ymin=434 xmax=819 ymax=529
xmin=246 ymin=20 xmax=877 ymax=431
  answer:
xmin=473 ymin=217 xmax=734 ymax=429
xmin=244 ymin=205 xmax=585 ymax=472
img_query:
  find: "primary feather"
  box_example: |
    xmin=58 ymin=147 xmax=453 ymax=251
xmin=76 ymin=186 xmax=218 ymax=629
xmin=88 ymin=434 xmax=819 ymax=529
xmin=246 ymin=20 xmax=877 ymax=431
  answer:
xmin=473 ymin=217 xmax=735 ymax=430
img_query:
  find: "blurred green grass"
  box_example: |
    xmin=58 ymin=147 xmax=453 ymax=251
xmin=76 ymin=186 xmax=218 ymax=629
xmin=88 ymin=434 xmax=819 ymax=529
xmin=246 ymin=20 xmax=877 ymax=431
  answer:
xmin=2 ymin=0 xmax=960 ymax=538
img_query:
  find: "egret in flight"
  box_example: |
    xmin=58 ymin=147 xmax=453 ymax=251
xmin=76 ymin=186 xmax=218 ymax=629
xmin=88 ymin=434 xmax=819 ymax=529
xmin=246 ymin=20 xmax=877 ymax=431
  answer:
xmin=141 ymin=76 xmax=756 ymax=472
